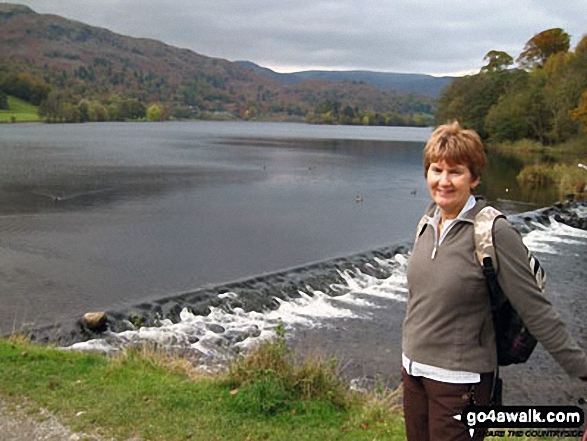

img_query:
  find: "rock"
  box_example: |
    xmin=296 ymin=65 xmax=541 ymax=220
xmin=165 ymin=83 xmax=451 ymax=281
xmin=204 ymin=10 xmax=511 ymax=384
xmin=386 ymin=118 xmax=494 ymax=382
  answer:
xmin=206 ymin=324 xmax=225 ymax=334
xmin=81 ymin=312 xmax=108 ymax=333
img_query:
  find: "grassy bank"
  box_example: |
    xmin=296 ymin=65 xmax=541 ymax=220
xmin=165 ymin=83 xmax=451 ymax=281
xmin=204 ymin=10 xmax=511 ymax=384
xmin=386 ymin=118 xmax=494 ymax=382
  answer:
xmin=0 ymin=333 xmax=406 ymax=440
xmin=0 ymin=96 xmax=41 ymax=122
xmin=0 ymin=333 xmax=568 ymax=441
xmin=487 ymin=138 xmax=587 ymax=199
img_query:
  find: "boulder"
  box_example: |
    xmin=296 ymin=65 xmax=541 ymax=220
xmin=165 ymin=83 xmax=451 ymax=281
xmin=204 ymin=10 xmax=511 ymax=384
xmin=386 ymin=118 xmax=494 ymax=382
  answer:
xmin=81 ymin=311 xmax=108 ymax=332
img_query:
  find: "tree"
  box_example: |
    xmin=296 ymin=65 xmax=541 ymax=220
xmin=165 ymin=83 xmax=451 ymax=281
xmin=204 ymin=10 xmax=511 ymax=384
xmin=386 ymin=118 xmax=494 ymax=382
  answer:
xmin=570 ymin=90 xmax=587 ymax=132
xmin=89 ymin=101 xmax=109 ymax=122
xmin=485 ymin=92 xmax=533 ymax=141
xmin=518 ymin=71 xmax=551 ymax=143
xmin=435 ymin=71 xmax=518 ymax=137
xmin=0 ymin=73 xmax=51 ymax=105
xmin=541 ymin=52 xmax=583 ymax=142
xmin=59 ymin=102 xmax=81 ymax=123
xmin=77 ymin=99 xmax=91 ymax=122
xmin=516 ymin=28 xmax=570 ymax=69
xmin=118 ymin=98 xmax=146 ymax=120
xmin=575 ymin=34 xmax=587 ymax=55
xmin=38 ymin=91 xmax=68 ymax=122
xmin=146 ymin=104 xmax=163 ymax=121
xmin=0 ymin=91 xmax=8 ymax=110
xmin=481 ymin=50 xmax=513 ymax=72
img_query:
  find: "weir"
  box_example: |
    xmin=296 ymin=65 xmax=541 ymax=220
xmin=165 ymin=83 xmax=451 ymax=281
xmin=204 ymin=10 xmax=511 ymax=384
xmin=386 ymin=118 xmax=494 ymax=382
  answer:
xmin=20 ymin=201 xmax=586 ymax=406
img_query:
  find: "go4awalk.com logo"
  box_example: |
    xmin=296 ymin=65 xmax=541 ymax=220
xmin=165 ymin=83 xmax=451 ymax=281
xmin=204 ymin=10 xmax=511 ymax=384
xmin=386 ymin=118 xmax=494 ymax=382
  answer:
xmin=453 ymin=405 xmax=585 ymax=438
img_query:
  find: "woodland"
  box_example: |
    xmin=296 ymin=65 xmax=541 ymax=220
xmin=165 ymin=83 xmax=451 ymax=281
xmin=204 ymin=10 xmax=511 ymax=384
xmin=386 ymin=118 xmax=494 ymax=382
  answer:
xmin=435 ymin=28 xmax=587 ymax=197
xmin=0 ymin=4 xmax=434 ymax=125
xmin=436 ymin=28 xmax=587 ymax=145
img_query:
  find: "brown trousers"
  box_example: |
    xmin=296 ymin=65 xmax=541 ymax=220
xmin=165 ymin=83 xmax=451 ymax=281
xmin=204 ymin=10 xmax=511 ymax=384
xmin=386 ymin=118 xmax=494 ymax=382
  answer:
xmin=402 ymin=368 xmax=494 ymax=441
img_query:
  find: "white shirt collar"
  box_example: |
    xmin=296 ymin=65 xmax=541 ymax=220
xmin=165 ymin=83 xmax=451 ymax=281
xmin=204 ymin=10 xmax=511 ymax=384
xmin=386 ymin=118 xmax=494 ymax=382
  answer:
xmin=432 ymin=195 xmax=476 ymax=225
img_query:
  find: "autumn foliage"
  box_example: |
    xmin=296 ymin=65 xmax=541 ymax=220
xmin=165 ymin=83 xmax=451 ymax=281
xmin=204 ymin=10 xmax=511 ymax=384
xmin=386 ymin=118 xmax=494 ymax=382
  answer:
xmin=436 ymin=29 xmax=587 ymax=143
xmin=0 ymin=4 xmax=434 ymax=124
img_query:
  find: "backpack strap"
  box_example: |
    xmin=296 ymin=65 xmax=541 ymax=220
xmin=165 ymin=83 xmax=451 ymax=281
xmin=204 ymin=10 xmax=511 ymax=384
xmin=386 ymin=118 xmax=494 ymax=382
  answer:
xmin=474 ymin=206 xmax=506 ymax=402
xmin=415 ymin=214 xmax=429 ymax=243
xmin=473 ymin=206 xmax=506 ymax=272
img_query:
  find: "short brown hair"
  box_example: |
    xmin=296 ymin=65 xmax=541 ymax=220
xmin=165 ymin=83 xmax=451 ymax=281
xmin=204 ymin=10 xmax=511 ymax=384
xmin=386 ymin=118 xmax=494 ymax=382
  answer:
xmin=423 ymin=122 xmax=487 ymax=179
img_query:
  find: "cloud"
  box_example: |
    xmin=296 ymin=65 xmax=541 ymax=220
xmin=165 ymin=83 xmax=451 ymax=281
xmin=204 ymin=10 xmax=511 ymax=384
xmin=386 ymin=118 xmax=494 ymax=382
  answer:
xmin=5 ymin=0 xmax=587 ymax=75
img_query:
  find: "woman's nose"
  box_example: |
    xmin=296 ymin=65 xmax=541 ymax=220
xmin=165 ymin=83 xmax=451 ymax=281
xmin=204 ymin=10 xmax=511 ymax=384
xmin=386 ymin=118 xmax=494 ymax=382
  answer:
xmin=439 ymin=172 xmax=451 ymax=185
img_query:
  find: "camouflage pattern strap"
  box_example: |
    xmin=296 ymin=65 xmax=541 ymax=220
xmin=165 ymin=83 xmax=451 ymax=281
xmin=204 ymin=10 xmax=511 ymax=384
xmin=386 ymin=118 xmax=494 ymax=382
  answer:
xmin=474 ymin=206 xmax=546 ymax=292
xmin=473 ymin=206 xmax=505 ymax=271
xmin=528 ymin=249 xmax=547 ymax=292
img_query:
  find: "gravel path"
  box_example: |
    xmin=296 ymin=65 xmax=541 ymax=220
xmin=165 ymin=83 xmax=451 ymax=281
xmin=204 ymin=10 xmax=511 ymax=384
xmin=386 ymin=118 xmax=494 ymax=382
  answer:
xmin=0 ymin=400 xmax=103 ymax=441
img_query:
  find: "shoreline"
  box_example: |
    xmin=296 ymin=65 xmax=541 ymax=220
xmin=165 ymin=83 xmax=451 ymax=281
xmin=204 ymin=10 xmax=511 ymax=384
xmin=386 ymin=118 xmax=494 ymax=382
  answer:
xmin=12 ymin=199 xmax=587 ymax=407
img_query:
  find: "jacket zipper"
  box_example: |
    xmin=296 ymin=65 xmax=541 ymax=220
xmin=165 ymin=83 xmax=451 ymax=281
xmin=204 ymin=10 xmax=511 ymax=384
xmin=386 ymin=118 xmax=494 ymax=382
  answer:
xmin=430 ymin=218 xmax=473 ymax=259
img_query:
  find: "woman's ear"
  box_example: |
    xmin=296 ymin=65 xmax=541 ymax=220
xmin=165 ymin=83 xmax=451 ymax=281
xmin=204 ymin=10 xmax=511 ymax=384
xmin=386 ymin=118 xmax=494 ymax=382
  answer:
xmin=471 ymin=176 xmax=480 ymax=190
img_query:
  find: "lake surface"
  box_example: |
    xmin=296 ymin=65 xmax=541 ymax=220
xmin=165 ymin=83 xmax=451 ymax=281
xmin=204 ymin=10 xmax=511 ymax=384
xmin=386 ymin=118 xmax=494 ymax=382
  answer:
xmin=3 ymin=121 xmax=585 ymax=406
xmin=0 ymin=121 xmax=439 ymax=332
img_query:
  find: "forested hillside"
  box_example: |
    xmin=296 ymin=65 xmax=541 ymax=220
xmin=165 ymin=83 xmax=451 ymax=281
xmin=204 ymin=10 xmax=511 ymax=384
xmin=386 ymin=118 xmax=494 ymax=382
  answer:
xmin=0 ymin=3 xmax=435 ymax=124
xmin=436 ymin=28 xmax=587 ymax=197
xmin=435 ymin=28 xmax=587 ymax=144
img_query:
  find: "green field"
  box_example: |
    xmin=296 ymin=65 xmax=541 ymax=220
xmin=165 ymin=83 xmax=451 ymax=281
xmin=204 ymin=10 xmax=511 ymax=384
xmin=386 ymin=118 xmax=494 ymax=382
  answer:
xmin=0 ymin=96 xmax=41 ymax=122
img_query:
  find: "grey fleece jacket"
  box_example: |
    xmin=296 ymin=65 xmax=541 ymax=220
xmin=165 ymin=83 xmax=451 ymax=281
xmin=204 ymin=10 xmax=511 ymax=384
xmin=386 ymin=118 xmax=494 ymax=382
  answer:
xmin=402 ymin=199 xmax=587 ymax=377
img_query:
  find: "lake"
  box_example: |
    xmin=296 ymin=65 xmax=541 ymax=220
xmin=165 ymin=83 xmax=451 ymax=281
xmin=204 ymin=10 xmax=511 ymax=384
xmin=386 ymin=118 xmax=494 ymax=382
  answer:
xmin=0 ymin=121 xmax=439 ymax=332
xmin=0 ymin=121 xmax=571 ymax=333
xmin=3 ymin=121 xmax=586 ymax=406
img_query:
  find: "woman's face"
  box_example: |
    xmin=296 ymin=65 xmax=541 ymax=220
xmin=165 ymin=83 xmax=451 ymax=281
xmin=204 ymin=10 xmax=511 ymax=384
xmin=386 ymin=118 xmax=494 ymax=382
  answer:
xmin=426 ymin=159 xmax=479 ymax=220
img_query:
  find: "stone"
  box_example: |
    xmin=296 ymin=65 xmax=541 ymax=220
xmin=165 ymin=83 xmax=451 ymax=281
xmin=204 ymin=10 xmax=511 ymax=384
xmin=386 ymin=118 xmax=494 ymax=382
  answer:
xmin=81 ymin=312 xmax=108 ymax=332
xmin=206 ymin=324 xmax=225 ymax=334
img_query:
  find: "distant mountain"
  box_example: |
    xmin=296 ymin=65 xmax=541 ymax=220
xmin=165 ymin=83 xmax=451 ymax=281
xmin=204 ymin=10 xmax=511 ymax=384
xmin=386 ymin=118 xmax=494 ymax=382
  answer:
xmin=0 ymin=3 xmax=438 ymax=121
xmin=237 ymin=61 xmax=453 ymax=98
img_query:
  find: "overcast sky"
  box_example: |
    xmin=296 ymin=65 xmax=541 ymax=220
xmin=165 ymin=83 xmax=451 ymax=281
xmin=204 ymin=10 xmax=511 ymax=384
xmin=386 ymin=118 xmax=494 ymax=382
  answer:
xmin=5 ymin=0 xmax=587 ymax=76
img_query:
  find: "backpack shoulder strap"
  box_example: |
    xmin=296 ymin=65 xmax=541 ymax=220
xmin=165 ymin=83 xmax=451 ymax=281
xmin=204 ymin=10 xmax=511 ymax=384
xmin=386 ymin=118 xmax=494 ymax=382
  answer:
xmin=415 ymin=214 xmax=429 ymax=243
xmin=473 ymin=206 xmax=506 ymax=271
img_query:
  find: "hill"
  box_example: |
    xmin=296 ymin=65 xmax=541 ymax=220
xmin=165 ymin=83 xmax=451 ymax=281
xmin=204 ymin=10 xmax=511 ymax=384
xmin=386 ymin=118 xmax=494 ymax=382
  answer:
xmin=236 ymin=61 xmax=453 ymax=98
xmin=0 ymin=95 xmax=40 ymax=122
xmin=0 ymin=3 xmax=437 ymax=123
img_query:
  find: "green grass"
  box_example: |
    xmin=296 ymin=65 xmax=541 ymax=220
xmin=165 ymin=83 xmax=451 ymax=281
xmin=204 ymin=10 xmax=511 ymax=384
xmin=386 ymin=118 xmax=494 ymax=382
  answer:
xmin=0 ymin=336 xmax=406 ymax=440
xmin=0 ymin=335 xmax=571 ymax=440
xmin=0 ymin=96 xmax=41 ymax=122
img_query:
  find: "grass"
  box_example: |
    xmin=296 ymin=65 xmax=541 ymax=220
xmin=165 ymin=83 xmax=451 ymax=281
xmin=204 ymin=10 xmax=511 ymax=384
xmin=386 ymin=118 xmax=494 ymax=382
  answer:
xmin=488 ymin=137 xmax=587 ymax=198
xmin=0 ymin=333 xmax=573 ymax=440
xmin=0 ymin=334 xmax=406 ymax=440
xmin=0 ymin=96 xmax=41 ymax=122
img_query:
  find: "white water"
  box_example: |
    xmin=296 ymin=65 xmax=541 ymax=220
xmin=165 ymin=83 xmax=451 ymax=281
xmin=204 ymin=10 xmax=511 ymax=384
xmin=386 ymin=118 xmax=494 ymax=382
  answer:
xmin=522 ymin=219 xmax=587 ymax=255
xmin=68 ymin=253 xmax=409 ymax=360
xmin=67 ymin=210 xmax=587 ymax=372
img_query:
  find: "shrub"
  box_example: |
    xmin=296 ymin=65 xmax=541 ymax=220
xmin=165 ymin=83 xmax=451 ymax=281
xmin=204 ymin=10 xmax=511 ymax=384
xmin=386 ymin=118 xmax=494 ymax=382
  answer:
xmin=226 ymin=322 xmax=349 ymax=415
xmin=517 ymin=163 xmax=587 ymax=196
xmin=517 ymin=164 xmax=556 ymax=187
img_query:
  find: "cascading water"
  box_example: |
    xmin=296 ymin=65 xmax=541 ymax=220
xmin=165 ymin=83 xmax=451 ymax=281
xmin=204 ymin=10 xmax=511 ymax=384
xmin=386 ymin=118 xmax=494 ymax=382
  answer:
xmin=63 ymin=202 xmax=587 ymax=406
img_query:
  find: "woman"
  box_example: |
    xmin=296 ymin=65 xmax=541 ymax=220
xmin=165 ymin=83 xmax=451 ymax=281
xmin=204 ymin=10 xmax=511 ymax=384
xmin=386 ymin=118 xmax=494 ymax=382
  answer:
xmin=402 ymin=122 xmax=587 ymax=441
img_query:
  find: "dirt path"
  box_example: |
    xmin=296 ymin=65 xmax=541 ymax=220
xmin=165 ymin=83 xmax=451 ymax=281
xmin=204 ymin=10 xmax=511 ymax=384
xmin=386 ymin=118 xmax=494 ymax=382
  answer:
xmin=0 ymin=399 xmax=102 ymax=441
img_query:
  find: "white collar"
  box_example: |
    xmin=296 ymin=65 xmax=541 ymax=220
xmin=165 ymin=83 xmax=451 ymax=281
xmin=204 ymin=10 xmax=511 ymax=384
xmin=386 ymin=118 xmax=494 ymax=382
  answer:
xmin=432 ymin=195 xmax=476 ymax=226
